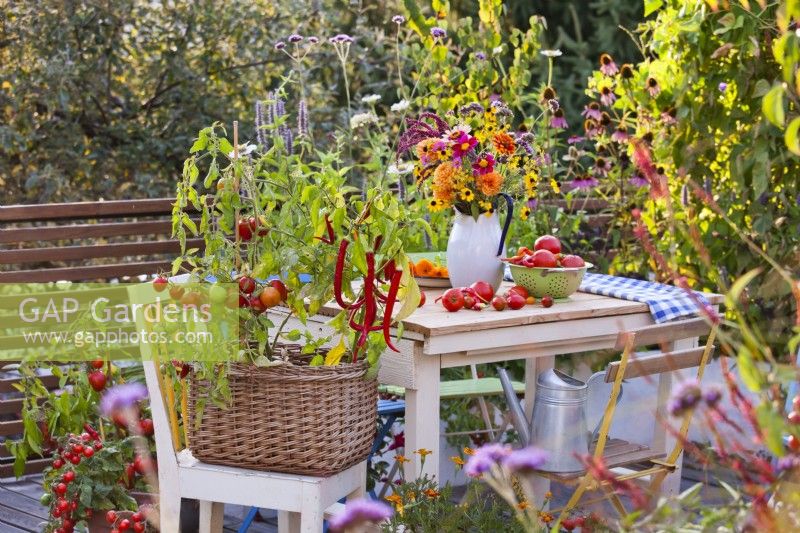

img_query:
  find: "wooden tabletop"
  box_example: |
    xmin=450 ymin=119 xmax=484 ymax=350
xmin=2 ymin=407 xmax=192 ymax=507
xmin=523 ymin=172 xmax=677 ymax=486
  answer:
xmin=321 ymin=281 xmax=724 ymax=337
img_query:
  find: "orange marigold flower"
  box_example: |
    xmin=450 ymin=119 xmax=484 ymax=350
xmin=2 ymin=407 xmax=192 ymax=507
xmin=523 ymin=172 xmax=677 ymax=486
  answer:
xmin=385 ymin=494 xmax=403 ymax=505
xmin=423 ymin=488 xmax=440 ymax=499
xmin=450 ymin=456 xmax=465 ymax=466
xmin=463 ymin=447 xmax=475 ymax=456
xmin=493 ymin=131 xmax=516 ymax=155
xmin=413 ymin=259 xmax=435 ymax=277
xmin=517 ymin=501 xmax=530 ymax=511
xmin=395 ymin=455 xmax=410 ymax=464
xmin=415 ymin=448 xmax=432 ymax=457
xmin=476 ymin=170 xmax=503 ymax=196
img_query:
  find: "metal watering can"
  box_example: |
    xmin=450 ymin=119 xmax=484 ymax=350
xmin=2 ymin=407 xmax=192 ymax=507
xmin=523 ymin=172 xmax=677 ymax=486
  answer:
xmin=498 ymin=368 xmax=622 ymax=473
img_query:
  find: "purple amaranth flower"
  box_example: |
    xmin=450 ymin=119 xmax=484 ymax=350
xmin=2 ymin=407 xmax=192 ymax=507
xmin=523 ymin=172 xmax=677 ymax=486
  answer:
xmin=718 ymin=82 xmax=728 ymax=92
xmin=611 ymin=127 xmax=629 ymax=143
xmin=392 ymin=15 xmax=406 ymax=24
xmin=464 ymin=443 xmax=511 ymax=477
xmin=297 ymin=99 xmax=308 ymax=136
xmin=430 ymin=27 xmax=446 ymax=40
xmin=281 ymin=125 xmax=294 ymax=154
xmin=288 ymin=34 xmax=303 ymax=43
xmin=599 ymin=53 xmax=618 ymax=76
xmin=329 ymin=498 xmax=393 ymax=532
xmin=647 ymin=77 xmax=661 ymax=97
xmin=274 ymin=41 xmax=286 ymax=50
xmin=567 ymin=135 xmax=585 ymax=144
xmin=472 ymin=153 xmax=496 ymax=175
xmin=255 ymin=100 xmax=268 ymax=149
xmin=668 ymin=379 xmax=702 ymax=417
xmin=475 ymin=51 xmax=486 ymax=60
xmin=703 ymin=386 xmax=722 ymax=408
xmin=600 ymin=87 xmax=616 ymax=107
xmin=451 ymin=131 xmax=477 ymax=158
xmin=581 ymin=103 xmax=602 ymax=121
xmin=550 ymin=108 xmax=568 ymax=129
xmin=100 ymin=382 xmax=148 ymax=417
xmin=503 ymin=447 xmax=548 ymax=473
xmin=570 ymin=175 xmax=600 ymax=190
xmin=629 ymin=174 xmax=649 ymax=187
xmin=265 ymin=91 xmax=275 ymax=125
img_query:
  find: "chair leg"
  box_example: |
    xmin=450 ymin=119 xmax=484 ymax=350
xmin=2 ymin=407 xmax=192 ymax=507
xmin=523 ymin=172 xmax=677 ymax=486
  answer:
xmin=199 ymin=501 xmax=225 ymax=533
xmin=158 ymin=491 xmax=182 ymax=533
xmin=601 ymin=485 xmax=628 ymax=518
xmin=300 ymin=507 xmax=325 ymax=533
xmin=278 ymin=511 xmax=302 ymax=533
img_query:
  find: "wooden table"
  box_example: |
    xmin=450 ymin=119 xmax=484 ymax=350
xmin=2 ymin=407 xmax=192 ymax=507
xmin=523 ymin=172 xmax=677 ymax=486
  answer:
xmin=293 ymin=283 xmax=723 ymax=498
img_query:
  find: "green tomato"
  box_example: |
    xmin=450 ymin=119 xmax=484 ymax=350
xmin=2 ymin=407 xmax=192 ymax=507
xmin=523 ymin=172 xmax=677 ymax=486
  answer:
xmin=208 ymin=284 xmax=228 ymax=305
xmin=40 ymin=493 xmax=52 ymax=506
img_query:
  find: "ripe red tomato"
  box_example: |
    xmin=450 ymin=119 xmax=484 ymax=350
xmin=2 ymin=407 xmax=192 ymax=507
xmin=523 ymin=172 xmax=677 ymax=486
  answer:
xmin=463 ymin=294 xmax=476 ymax=309
xmin=63 ymin=471 xmax=75 ymax=483
xmin=118 ymin=518 xmax=131 ymax=531
xmin=55 ymin=482 xmax=68 ymax=495
xmin=789 ymin=411 xmax=800 ymax=425
xmin=237 ymin=218 xmax=253 ymax=241
xmin=532 ymin=249 xmax=558 ymax=268
xmin=491 ymin=296 xmax=507 ymax=311
xmin=87 ymin=371 xmax=107 ymax=392
xmin=541 ymin=295 xmax=554 ymax=308
xmin=238 ymin=276 xmax=256 ymax=294
xmin=131 ymin=511 xmax=144 ymax=522
xmin=561 ymin=254 xmax=586 ymax=268
xmin=521 ymin=254 xmax=537 ymax=268
xmin=789 ymin=435 xmax=800 ymax=452
xmin=268 ymin=280 xmax=288 ymax=301
xmin=534 ymin=235 xmax=562 ymax=254
xmin=508 ymin=285 xmax=529 ymax=299
xmin=470 ymin=281 xmax=494 ymax=303
xmin=507 ymin=293 xmax=526 ymax=310
xmin=152 ymin=276 xmax=168 ymax=292
xmin=90 ymin=359 xmax=105 ymax=369
xmin=441 ymin=288 xmax=465 ymax=312
xmin=249 ymin=296 xmax=267 ymax=315
xmin=139 ymin=418 xmax=154 ymax=436
xmin=238 ymin=294 xmax=249 ymax=308
xmin=418 ymin=291 xmax=426 ymax=307
xmin=259 ymin=287 xmax=282 ymax=308
xmin=133 ymin=523 xmax=145 ymax=533
xmin=53 ymin=458 xmax=64 ymax=469
xmin=83 ymin=446 xmax=94 ymax=458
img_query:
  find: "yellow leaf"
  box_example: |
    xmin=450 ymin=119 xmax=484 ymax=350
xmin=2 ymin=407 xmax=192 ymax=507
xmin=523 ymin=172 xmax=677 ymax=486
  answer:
xmin=324 ymin=336 xmax=347 ymax=366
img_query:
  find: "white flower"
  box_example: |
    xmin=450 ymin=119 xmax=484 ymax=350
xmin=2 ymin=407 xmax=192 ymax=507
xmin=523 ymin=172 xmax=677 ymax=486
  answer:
xmin=541 ymin=49 xmax=563 ymax=57
xmin=349 ymin=112 xmax=378 ymax=130
xmin=390 ymin=99 xmax=410 ymax=112
xmin=361 ymin=94 xmax=381 ymax=104
xmin=227 ymin=143 xmax=257 ymax=159
xmin=492 ymin=46 xmax=503 ymax=54
xmin=387 ymin=162 xmax=413 ymax=175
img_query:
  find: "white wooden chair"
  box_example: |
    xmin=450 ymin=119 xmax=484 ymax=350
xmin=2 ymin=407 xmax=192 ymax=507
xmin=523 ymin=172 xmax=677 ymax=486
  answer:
xmin=129 ymin=283 xmax=366 ymax=533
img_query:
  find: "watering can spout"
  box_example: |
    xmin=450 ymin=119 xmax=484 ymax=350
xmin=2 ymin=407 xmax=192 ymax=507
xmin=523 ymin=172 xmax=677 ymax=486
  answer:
xmin=498 ymin=368 xmax=530 ymax=444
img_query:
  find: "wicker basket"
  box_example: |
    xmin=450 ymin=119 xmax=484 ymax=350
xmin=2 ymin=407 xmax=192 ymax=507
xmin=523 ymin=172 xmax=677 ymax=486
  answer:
xmin=186 ymin=346 xmax=377 ymax=477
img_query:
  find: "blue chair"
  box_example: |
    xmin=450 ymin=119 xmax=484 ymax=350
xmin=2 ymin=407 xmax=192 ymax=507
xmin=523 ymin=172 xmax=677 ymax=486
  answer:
xmin=237 ymin=398 xmax=406 ymax=531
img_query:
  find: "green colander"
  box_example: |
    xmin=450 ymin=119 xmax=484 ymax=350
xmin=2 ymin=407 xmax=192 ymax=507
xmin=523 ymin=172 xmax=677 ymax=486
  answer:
xmin=509 ymin=263 xmax=593 ymax=299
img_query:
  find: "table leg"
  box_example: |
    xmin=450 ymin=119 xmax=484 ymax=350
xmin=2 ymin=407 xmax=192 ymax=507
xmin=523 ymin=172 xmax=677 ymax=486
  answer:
xmin=655 ymin=337 xmax=699 ymax=497
xmin=404 ymin=352 xmax=440 ymax=482
xmin=526 ymin=356 xmax=554 ymax=508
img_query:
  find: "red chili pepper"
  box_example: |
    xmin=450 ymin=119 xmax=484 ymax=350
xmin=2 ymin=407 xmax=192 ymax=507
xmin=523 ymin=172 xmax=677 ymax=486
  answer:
xmin=381 ymin=269 xmax=403 ymax=352
xmin=355 ymin=252 xmax=378 ymax=359
xmin=333 ymin=239 xmax=364 ymax=310
xmin=83 ymin=423 xmax=98 ymax=439
xmin=314 ymin=214 xmax=335 ymax=244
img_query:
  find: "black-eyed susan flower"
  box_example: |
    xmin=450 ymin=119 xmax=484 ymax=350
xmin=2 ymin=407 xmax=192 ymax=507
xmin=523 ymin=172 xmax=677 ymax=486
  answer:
xmin=459 ymin=188 xmax=475 ymax=202
xmin=550 ymin=178 xmax=561 ymax=194
xmin=520 ymin=206 xmax=531 ymax=220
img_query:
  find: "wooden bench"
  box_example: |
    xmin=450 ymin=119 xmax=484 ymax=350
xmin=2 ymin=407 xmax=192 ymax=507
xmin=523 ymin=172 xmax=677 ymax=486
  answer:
xmin=0 ymin=198 xmax=198 ymax=476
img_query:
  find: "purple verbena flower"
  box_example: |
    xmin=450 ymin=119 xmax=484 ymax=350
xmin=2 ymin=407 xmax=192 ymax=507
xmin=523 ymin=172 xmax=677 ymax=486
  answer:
xmin=703 ymin=386 xmax=722 ymax=408
xmin=274 ymin=41 xmax=286 ymax=50
xmin=329 ymin=498 xmax=393 ymax=532
xmin=502 ymin=447 xmax=548 ymax=473
xmin=475 ymin=51 xmax=486 ymax=60
xmin=100 ymin=383 xmax=148 ymax=417
xmin=329 ymin=34 xmax=354 ymax=44
xmin=464 ymin=443 xmax=511 ymax=477
xmin=392 ymin=15 xmax=406 ymax=24
xmin=288 ymin=34 xmax=303 ymax=43
xmin=668 ymin=379 xmax=702 ymax=417
xmin=430 ymin=27 xmax=446 ymax=40
xmin=307 ymin=36 xmax=319 ymax=44
xmin=718 ymin=82 xmax=728 ymax=92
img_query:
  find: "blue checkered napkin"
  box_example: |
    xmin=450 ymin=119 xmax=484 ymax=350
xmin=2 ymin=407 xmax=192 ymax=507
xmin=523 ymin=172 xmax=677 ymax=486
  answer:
xmin=579 ymin=272 xmax=711 ymax=323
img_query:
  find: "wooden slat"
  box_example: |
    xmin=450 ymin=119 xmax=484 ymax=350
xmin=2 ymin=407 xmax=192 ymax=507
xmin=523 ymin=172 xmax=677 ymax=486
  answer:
xmin=0 ymin=261 xmax=174 ymax=283
xmin=0 ymin=220 xmax=179 ymax=244
xmin=0 ymin=238 xmax=204 ymax=264
xmin=0 ymin=399 xmax=24 ymax=415
xmin=0 ymin=375 xmax=59 ymax=393
xmin=605 ymin=347 xmax=713 ymax=382
xmin=0 ymin=421 xmax=23 ymax=437
xmin=614 ymin=317 xmax=712 ymax=350
xmin=0 ymin=198 xmax=179 ymax=222
xmin=0 ymin=484 xmax=49 ymax=520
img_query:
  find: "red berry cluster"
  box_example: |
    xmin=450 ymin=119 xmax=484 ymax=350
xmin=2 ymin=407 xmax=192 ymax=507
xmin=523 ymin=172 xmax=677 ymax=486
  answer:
xmin=87 ymin=359 xmax=107 ymax=392
xmin=106 ymin=509 xmax=148 ymax=532
xmin=47 ymin=427 xmax=103 ymax=532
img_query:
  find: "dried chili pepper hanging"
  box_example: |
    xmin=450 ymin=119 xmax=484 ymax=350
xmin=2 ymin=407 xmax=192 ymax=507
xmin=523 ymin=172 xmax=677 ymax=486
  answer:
xmin=314 ymin=214 xmax=335 ymax=244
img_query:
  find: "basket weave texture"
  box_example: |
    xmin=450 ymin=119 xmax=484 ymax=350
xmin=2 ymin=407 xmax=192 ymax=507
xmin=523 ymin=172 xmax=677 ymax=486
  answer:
xmin=187 ymin=346 xmax=377 ymax=477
